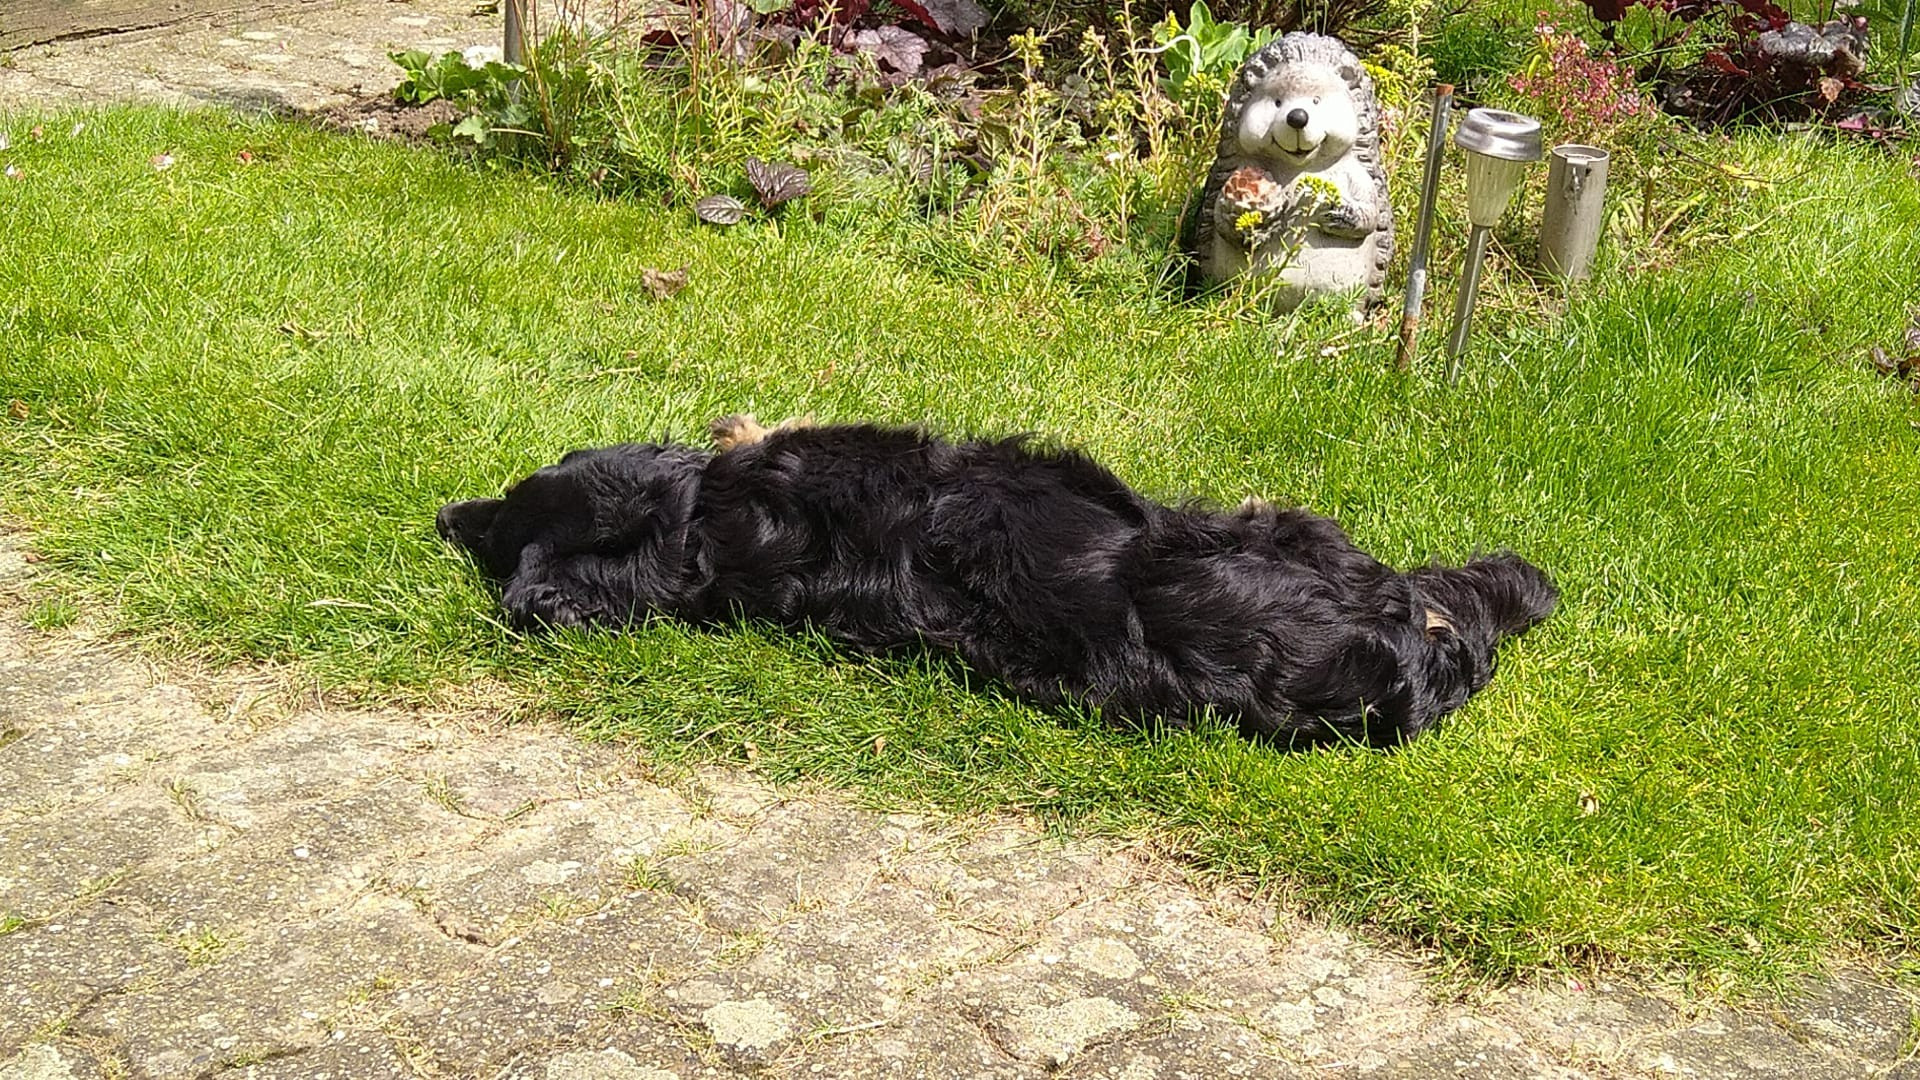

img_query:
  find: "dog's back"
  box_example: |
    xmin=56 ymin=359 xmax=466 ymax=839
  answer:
xmin=442 ymin=421 xmax=1555 ymax=746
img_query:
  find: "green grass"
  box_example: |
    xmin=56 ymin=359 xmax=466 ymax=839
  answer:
xmin=4 ymin=107 xmax=1920 ymax=987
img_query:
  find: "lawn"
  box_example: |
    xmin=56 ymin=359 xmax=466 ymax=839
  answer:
xmin=3 ymin=105 xmax=1918 ymax=987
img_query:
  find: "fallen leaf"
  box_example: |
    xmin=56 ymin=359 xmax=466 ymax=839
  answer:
xmin=237 ymin=149 xmax=256 ymax=164
xmin=641 ymin=266 xmax=689 ymax=300
xmin=743 ymin=740 xmax=761 ymax=763
xmin=1818 ymin=76 xmax=1844 ymax=103
xmin=1906 ymin=306 xmax=1920 ymax=357
xmin=872 ymin=734 xmax=887 ymax=754
xmin=22 ymin=552 xmax=44 ymax=564
xmin=7 ymin=399 xmax=27 ymax=420
xmin=694 ymin=194 xmax=747 ymax=226
xmin=29 ymin=125 xmax=44 ymax=141
xmin=150 ymin=152 xmax=176 ymax=171
xmin=3 ymin=165 xmax=20 ymax=180
xmin=0 ymin=133 xmax=9 ymax=151
xmin=1579 ymin=791 xmax=1600 ymax=816
xmin=1871 ymin=346 xmax=1900 ymax=377
xmin=70 ymin=122 xmax=84 ymax=137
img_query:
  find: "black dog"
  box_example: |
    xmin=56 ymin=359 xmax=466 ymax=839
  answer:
xmin=438 ymin=415 xmax=1556 ymax=746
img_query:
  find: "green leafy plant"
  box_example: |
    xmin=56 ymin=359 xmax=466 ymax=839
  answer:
xmin=388 ymin=49 xmax=533 ymax=150
xmin=390 ymin=49 xmax=523 ymax=107
xmin=1151 ymin=0 xmax=1276 ymax=105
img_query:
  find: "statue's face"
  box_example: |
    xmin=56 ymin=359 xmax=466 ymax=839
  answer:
xmin=1236 ymin=65 xmax=1361 ymax=170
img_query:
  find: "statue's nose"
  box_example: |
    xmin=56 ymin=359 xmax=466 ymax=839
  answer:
xmin=1286 ymin=108 xmax=1309 ymax=130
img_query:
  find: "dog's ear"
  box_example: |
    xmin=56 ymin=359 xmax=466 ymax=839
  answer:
xmin=1460 ymin=553 xmax=1558 ymax=639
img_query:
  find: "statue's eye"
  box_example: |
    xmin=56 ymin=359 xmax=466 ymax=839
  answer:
xmin=1312 ymin=96 xmax=1321 ymax=105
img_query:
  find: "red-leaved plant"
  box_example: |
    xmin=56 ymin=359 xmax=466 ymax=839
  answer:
xmin=1573 ymin=0 xmax=1875 ymax=123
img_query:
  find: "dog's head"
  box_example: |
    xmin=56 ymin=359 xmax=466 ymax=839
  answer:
xmin=1395 ymin=552 xmax=1558 ymax=737
xmin=438 ymin=444 xmax=711 ymax=627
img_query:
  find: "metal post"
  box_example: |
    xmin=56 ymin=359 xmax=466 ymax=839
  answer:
xmin=1395 ymin=84 xmax=1454 ymax=372
xmin=504 ymin=0 xmax=528 ymax=66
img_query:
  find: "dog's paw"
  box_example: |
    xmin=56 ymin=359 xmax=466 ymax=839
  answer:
xmin=710 ymin=412 xmax=815 ymax=452
xmin=709 ymin=413 xmax=768 ymax=452
xmin=504 ymin=581 xmax=602 ymax=631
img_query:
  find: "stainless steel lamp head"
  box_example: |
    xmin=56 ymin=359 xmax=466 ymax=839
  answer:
xmin=1455 ymin=109 xmax=1543 ymax=229
xmin=1453 ymin=108 xmax=1543 ymax=162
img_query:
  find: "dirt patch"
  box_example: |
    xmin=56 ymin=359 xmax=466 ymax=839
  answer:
xmin=311 ymin=94 xmax=463 ymax=142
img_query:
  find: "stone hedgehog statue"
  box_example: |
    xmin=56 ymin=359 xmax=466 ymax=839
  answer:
xmin=1192 ymin=33 xmax=1395 ymax=314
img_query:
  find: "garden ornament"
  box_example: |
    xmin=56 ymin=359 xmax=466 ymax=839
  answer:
xmin=1445 ymin=108 xmax=1541 ymax=377
xmin=1538 ymin=144 xmax=1611 ymax=282
xmin=1194 ymin=33 xmax=1395 ymax=314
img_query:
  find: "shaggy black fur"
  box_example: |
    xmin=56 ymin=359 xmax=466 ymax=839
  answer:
xmin=438 ymin=422 xmax=1557 ymax=746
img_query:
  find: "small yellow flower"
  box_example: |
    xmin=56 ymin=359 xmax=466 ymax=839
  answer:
xmin=1295 ymin=175 xmax=1343 ymax=207
xmin=1235 ymin=210 xmax=1264 ymax=232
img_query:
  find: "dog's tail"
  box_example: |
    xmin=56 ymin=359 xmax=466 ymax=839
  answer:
xmin=1419 ymin=552 xmax=1558 ymax=642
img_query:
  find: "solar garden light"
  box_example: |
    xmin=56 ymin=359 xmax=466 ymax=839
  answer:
xmin=1445 ymin=108 xmax=1543 ymax=379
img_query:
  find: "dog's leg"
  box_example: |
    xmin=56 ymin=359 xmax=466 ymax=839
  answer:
xmin=709 ymin=412 xmax=815 ymax=451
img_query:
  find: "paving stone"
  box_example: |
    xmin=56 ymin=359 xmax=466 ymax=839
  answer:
xmin=83 ymin=895 xmax=476 ymax=1077
xmin=0 ymin=800 xmax=185 ymax=916
xmin=0 ymin=904 xmax=184 ymax=1049
xmin=388 ymin=890 xmax=713 ymax=1073
xmin=0 ymin=1042 xmax=104 ymax=1080
xmin=1060 ymin=1011 xmax=1311 ymax=1078
xmin=223 ymin=1034 xmax=416 ymax=1079
xmin=787 ymin=1011 xmax=1038 ymax=1079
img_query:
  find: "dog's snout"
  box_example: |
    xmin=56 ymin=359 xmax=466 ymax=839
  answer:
xmin=437 ymin=497 xmax=504 ymax=550
xmin=1286 ymin=108 xmax=1309 ymax=130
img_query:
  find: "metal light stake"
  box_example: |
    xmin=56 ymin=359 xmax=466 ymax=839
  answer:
xmin=1395 ymin=83 xmax=1454 ymax=372
xmin=1445 ymin=109 xmax=1542 ymax=380
xmin=505 ymin=0 xmax=528 ymax=65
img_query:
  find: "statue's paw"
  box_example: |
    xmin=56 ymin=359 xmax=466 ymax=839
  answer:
xmin=1316 ymin=203 xmax=1365 ymax=235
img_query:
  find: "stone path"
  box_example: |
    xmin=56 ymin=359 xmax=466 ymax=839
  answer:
xmin=4 ymin=7 xmax=1920 ymax=1073
xmin=1 ymin=0 xmax=494 ymax=115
